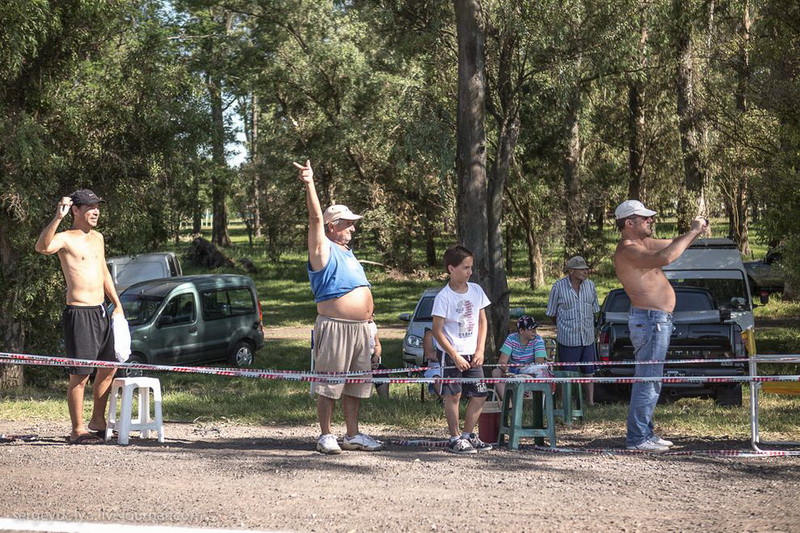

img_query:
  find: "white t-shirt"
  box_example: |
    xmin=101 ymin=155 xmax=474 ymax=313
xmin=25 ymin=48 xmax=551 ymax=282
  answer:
xmin=431 ymin=282 xmax=491 ymax=355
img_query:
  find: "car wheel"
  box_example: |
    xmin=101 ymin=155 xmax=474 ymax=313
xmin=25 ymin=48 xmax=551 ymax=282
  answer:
xmin=119 ymin=353 xmax=145 ymax=378
xmin=228 ymin=341 xmax=254 ymax=367
xmin=714 ymin=384 xmax=742 ymax=407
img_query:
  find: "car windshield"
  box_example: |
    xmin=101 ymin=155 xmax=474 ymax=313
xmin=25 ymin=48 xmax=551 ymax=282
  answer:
xmin=120 ymin=292 xmax=164 ymax=326
xmin=665 ymin=270 xmax=750 ymax=311
xmin=413 ymin=296 xmax=435 ymax=321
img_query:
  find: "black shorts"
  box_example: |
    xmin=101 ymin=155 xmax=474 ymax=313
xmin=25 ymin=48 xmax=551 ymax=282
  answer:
xmin=62 ymin=305 xmax=115 ymax=375
xmin=438 ymin=350 xmax=489 ymax=398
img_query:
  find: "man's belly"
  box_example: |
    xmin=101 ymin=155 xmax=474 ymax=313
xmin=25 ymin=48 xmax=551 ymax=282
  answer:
xmin=628 ymin=289 xmax=676 ymax=313
xmin=317 ymin=286 xmax=373 ymax=321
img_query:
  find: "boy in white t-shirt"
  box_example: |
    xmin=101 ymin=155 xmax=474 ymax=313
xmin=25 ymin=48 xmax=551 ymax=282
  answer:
xmin=431 ymin=245 xmax=492 ymax=454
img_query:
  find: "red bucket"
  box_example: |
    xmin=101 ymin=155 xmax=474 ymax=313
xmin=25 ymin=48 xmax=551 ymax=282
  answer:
xmin=478 ymin=392 xmax=502 ymax=444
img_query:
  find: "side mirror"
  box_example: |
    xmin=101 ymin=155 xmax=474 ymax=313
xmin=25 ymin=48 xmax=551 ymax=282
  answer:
xmin=759 ymin=292 xmax=770 ymax=305
xmin=398 ymin=312 xmax=411 ymax=322
xmin=157 ymin=315 xmax=173 ymax=327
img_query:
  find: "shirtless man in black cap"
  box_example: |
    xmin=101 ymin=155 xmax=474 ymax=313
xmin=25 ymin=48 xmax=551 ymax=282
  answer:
xmin=35 ymin=189 xmax=124 ymax=444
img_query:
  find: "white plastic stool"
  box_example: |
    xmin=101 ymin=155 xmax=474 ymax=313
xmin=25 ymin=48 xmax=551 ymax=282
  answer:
xmin=106 ymin=377 xmax=165 ymax=445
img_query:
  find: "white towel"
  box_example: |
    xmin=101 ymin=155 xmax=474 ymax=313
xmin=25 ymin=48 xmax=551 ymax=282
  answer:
xmin=112 ymin=316 xmax=131 ymax=362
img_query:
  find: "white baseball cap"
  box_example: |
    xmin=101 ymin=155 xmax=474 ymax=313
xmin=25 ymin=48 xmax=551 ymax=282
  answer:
xmin=615 ymin=199 xmax=656 ymax=220
xmin=323 ymin=204 xmax=363 ymax=224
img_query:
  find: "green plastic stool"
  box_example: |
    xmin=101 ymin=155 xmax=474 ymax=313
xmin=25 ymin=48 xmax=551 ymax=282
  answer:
xmin=497 ymin=381 xmax=556 ymax=450
xmin=553 ymin=370 xmax=585 ymax=425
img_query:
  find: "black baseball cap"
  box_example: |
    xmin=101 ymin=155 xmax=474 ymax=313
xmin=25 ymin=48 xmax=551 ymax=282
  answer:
xmin=70 ymin=189 xmax=105 ymax=206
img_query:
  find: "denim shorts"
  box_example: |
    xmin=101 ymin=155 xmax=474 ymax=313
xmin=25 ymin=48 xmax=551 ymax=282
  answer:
xmin=438 ymin=350 xmax=489 ymax=398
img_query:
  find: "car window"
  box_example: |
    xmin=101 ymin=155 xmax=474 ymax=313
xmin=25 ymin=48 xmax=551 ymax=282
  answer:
xmin=668 ymin=274 xmax=750 ymax=311
xmin=605 ymin=290 xmax=714 ymax=313
xmin=116 ymin=262 xmax=166 ymax=287
xmin=201 ymin=287 xmax=255 ymax=320
xmin=158 ymin=293 xmax=196 ymax=326
xmin=413 ymin=296 xmax=435 ymax=321
xmin=120 ymin=293 xmax=164 ymax=326
xmin=168 ymin=257 xmax=179 ymax=277
xmin=606 ymin=292 xmax=631 ymax=313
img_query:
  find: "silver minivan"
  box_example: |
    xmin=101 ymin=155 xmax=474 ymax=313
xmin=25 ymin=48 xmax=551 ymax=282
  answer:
xmin=117 ymin=274 xmax=264 ymax=369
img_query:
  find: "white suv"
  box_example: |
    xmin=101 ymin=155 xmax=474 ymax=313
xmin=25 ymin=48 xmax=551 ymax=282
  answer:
xmin=663 ymin=238 xmax=754 ymax=334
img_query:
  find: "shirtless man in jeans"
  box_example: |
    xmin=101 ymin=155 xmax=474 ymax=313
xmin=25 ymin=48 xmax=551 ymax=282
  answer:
xmin=294 ymin=160 xmax=382 ymax=454
xmin=613 ymin=200 xmax=708 ymax=452
xmin=35 ymin=189 xmax=124 ymax=444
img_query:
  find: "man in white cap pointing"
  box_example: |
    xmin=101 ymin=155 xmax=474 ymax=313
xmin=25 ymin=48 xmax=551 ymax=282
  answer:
xmin=613 ymin=199 xmax=708 ymax=452
xmin=294 ymin=159 xmax=383 ymax=455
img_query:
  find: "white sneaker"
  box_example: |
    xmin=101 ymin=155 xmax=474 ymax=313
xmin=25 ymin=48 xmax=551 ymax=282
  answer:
xmin=341 ymin=432 xmax=383 ymax=451
xmin=650 ymin=435 xmax=674 ymax=447
xmin=316 ymin=434 xmax=342 ymax=455
xmin=627 ymin=440 xmax=669 ymax=453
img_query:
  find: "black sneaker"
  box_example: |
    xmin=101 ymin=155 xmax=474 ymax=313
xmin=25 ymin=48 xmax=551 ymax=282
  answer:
xmin=467 ymin=433 xmax=493 ymax=452
xmin=447 ymin=437 xmax=477 ymax=455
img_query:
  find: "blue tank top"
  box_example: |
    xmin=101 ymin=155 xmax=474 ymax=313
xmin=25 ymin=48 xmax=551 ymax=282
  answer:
xmin=308 ymin=241 xmax=371 ymax=303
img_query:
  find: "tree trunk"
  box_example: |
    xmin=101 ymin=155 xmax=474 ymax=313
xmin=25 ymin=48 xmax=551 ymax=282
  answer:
xmin=674 ymin=0 xmax=707 ymax=232
xmin=505 ymin=224 xmax=513 ymax=275
xmin=507 ymin=193 xmax=544 ymax=290
xmin=563 ymin=87 xmax=583 ymax=257
xmin=250 ymin=93 xmax=262 ymax=239
xmin=191 ymin=173 xmax=202 ymax=234
xmin=453 ymin=0 xmax=488 ymax=273
xmin=209 ymin=71 xmax=231 ymax=248
xmin=487 ymin=113 xmax=519 ymax=355
xmin=453 ymin=0 xmax=492 ymax=347
xmin=628 ymin=12 xmax=649 ymax=202
xmin=730 ymin=0 xmax=751 ymax=256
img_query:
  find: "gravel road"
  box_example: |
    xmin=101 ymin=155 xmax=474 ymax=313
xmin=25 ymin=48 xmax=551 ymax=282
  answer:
xmin=1 ymin=419 xmax=799 ymax=532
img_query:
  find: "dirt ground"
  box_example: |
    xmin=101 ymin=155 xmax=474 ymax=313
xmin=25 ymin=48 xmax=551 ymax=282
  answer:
xmin=1 ymin=326 xmax=799 ymax=532
xmin=1 ymin=419 xmax=800 ymax=533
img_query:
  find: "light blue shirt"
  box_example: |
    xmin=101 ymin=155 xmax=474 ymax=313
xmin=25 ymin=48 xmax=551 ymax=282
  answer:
xmin=308 ymin=241 xmax=370 ymax=303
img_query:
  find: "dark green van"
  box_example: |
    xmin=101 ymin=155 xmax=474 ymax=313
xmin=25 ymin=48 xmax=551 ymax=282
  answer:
xmin=118 ymin=274 xmax=264 ymax=368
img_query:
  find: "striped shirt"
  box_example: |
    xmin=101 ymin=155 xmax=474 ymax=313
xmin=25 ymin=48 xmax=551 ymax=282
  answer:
xmin=499 ymin=333 xmax=546 ymax=366
xmin=545 ymin=276 xmax=600 ymax=347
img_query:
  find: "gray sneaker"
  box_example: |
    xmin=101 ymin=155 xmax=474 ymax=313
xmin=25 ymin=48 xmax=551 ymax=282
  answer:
xmin=467 ymin=433 xmax=493 ymax=452
xmin=650 ymin=435 xmax=674 ymax=447
xmin=316 ymin=434 xmax=342 ymax=455
xmin=627 ymin=440 xmax=669 ymax=453
xmin=447 ymin=437 xmax=477 ymax=455
xmin=341 ymin=432 xmax=383 ymax=451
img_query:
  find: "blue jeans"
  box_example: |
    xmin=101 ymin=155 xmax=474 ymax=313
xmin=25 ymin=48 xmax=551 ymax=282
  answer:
xmin=626 ymin=307 xmax=673 ymax=447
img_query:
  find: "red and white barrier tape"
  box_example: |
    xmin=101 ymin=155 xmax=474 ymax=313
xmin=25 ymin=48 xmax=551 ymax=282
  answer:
xmin=1 ymin=351 xmax=799 ymax=386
